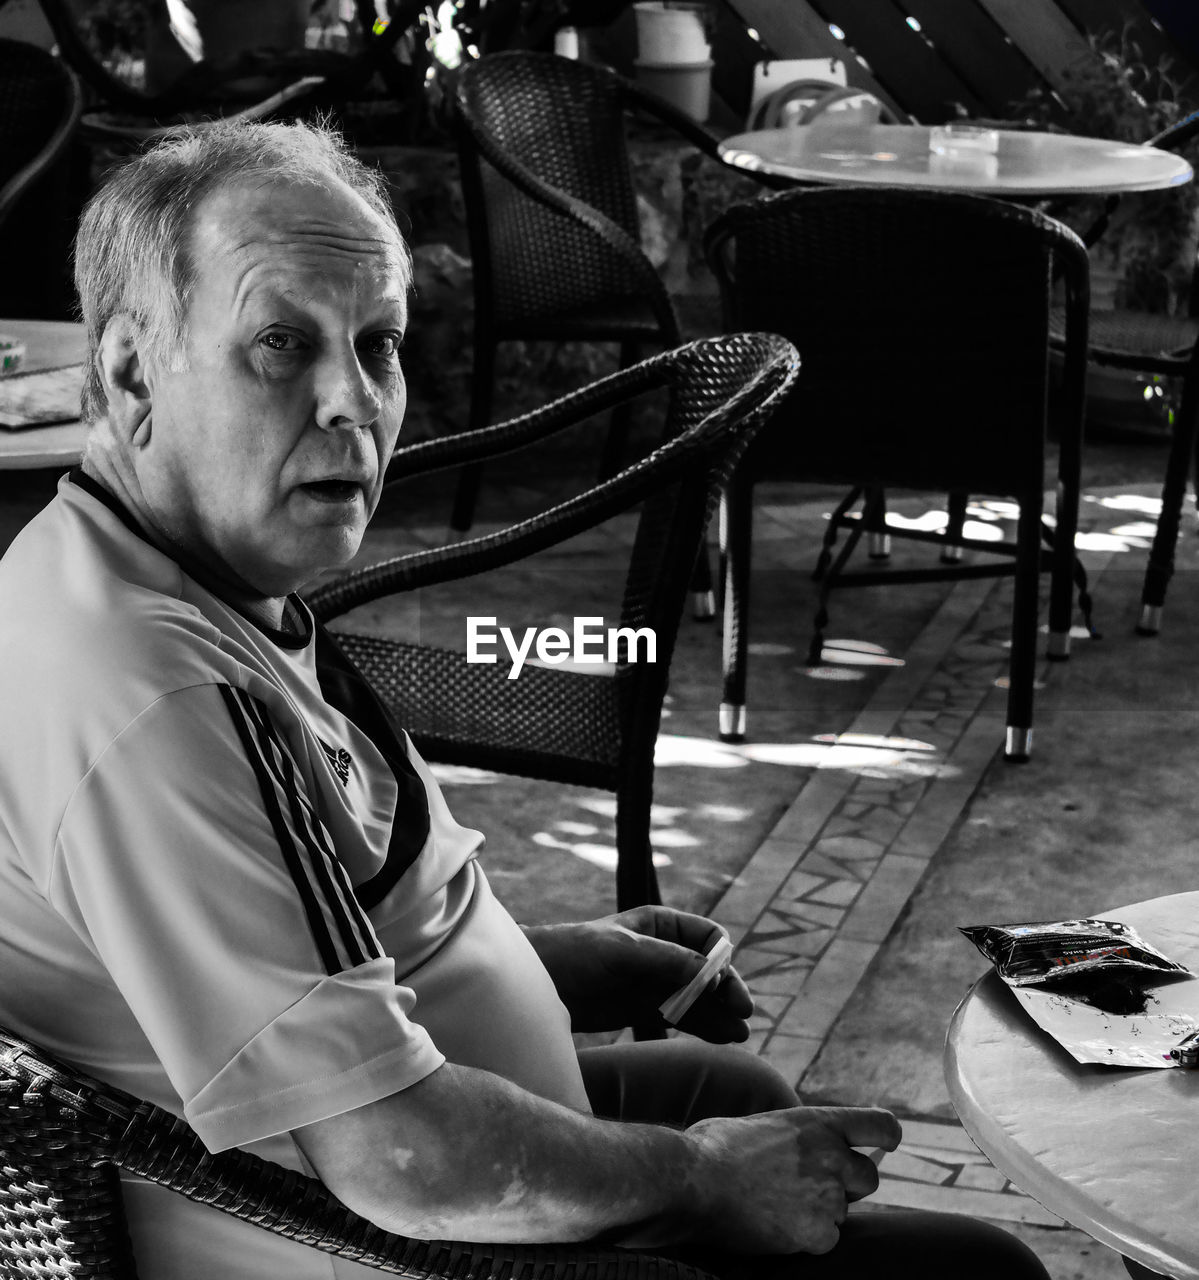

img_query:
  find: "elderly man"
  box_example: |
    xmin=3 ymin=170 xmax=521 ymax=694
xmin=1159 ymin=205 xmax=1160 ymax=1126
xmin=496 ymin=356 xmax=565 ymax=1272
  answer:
xmin=0 ymin=119 xmax=1048 ymax=1280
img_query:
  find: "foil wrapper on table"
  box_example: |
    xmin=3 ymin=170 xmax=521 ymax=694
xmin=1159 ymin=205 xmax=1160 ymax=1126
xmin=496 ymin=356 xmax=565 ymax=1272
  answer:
xmin=961 ymin=917 xmax=1199 ymax=1069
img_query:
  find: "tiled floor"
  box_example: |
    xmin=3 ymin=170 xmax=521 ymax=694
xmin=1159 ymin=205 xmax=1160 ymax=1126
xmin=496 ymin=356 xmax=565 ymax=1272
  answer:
xmin=709 ymin=558 xmax=1065 ymax=1224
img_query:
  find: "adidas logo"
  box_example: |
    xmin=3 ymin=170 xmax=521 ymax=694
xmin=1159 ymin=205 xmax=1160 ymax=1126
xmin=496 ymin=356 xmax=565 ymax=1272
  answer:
xmin=320 ymin=739 xmax=353 ymax=786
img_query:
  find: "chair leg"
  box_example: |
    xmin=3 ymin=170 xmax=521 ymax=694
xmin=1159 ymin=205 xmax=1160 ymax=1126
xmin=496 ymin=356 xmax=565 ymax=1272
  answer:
xmin=690 ymin=541 xmax=716 ymax=620
xmin=1139 ymin=367 xmax=1199 ymax=635
xmin=450 ymin=338 xmax=497 ymax=533
xmin=616 ymin=780 xmax=667 ymax=1041
xmin=807 ymin=511 xmax=867 ymax=666
xmin=1047 ymin=408 xmax=1084 ymax=657
xmin=866 ymin=487 xmax=891 ymax=560
xmin=615 ymin=779 xmax=661 ymax=913
xmin=719 ymin=475 xmax=754 ymax=742
xmin=598 ymin=341 xmax=639 ymax=481
xmin=942 ymin=491 xmax=967 ymax=563
xmin=1005 ymin=495 xmax=1044 ymax=762
xmin=813 ymin=486 xmax=863 ymax=582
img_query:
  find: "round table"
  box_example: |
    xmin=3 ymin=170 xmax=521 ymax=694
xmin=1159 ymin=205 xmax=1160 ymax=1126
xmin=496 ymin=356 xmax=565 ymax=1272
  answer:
xmin=0 ymin=318 xmax=88 ymax=470
xmin=717 ymin=125 xmax=1194 ymax=196
xmin=946 ymin=892 xmax=1199 ymax=1278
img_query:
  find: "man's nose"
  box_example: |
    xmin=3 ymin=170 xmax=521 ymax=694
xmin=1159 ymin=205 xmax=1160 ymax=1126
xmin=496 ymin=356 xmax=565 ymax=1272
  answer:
xmin=315 ymin=347 xmax=381 ymax=432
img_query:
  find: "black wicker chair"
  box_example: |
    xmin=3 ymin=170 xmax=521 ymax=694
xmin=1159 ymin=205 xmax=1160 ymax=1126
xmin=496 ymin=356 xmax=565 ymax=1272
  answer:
xmin=448 ymin=50 xmax=752 ymax=540
xmin=1046 ymin=108 xmax=1199 ymax=638
xmin=704 ymin=188 xmax=1092 ymax=762
xmin=0 ymin=38 xmax=82 ymax=236
xmin=0 ymin=1023 xmax=718 ymax=1279
xmin=305 ymin=333 xmax=798 ymax=912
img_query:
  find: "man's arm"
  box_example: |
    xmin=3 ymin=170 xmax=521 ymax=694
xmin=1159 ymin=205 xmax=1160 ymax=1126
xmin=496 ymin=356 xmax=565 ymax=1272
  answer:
xmin=294 ymin=1062 xmax=901 ymax=1255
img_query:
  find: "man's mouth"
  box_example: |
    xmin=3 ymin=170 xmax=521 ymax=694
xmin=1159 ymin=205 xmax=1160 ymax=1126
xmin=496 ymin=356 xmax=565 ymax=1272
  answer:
xmin=298 ymin=479 xmax=363 ymax=504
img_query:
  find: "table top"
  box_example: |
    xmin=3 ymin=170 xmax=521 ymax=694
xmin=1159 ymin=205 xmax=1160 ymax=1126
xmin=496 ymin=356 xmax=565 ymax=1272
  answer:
xmin=0 ymin=319 xmax=88 ymax=470
xmin=718 ymin=124 xmax=1194 ymax=196
xmin=946 ymin=892 xmax=1199 ymax=1278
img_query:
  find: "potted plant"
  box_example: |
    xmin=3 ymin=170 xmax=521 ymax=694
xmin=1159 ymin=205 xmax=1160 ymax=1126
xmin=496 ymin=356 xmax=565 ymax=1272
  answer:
xmin=1013 ymin=27 xmax=1199 ymax=315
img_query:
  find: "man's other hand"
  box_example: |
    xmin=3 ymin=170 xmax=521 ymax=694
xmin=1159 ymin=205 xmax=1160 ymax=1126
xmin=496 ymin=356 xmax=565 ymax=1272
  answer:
xmin=683 ymin=1106 xmax=903 ymax=1255
xmin=525 ymin=906 xmax=754 ymax=1040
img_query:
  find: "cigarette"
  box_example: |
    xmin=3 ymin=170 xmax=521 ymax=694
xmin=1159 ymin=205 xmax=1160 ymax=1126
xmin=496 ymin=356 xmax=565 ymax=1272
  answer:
xmin=659 ymin=934 xmax=735 ymax=1026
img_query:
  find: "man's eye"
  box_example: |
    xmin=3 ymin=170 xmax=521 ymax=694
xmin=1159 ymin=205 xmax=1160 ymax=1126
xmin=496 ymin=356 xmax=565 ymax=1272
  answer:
xmin=260 ymin=331 xmax=302 ymax=352
xmin=363 ymin=333 xmax=404 ymax=359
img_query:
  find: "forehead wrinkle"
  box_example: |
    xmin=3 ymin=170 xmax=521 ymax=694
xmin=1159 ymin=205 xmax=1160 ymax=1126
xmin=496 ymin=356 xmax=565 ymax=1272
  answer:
xmin=229 ymin=247 xmax=408 ymax=319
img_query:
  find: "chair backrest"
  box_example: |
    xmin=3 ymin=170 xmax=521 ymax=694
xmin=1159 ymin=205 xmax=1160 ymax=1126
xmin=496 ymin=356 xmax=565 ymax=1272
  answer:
xmin=0 ymin=1024 xmax=720 ymax=1280
xmin=0 ymin=38 xmax=82 ymax=234
xmin=453 ymin=50 xmax=669 ymax=335
xmin=704 ymin=186 xmax=1089 ymax=496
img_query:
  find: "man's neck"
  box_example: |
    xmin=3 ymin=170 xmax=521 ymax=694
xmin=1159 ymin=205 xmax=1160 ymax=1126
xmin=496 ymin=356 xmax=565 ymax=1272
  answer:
xmin=79 ymin=452 xmax=290 ymax=633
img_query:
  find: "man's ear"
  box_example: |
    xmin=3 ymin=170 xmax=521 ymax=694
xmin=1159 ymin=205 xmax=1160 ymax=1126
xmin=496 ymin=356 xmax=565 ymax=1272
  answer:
xmin=97 ymin=313 xmax=153 ymax=445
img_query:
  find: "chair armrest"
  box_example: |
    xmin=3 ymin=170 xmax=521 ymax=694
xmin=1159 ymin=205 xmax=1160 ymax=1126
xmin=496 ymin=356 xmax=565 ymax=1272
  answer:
xmin=310 ymin=440 xmax=696 ymax=620
xmin=384 ymin=349 xmax=675 ymax=483
xmin=0 ymin=61 xmax=83 ymax=232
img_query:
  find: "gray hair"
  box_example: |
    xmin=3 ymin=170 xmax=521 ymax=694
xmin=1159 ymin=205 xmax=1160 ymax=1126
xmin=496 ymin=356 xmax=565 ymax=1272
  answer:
xmin=73 ymin=116 xmax=410 ymax=423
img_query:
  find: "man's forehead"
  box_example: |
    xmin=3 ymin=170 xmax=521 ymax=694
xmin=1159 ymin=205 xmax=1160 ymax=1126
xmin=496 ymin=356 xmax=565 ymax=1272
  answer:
xmin=191 ymin=177 xmax=410 ymax=287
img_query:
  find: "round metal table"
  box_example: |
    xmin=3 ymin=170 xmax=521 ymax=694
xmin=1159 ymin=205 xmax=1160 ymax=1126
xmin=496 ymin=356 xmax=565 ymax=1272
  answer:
xmin=0 ymin=318 xmax=88 ymax=470
xmin=717 ymin=124 xmax=1194 ymax=196
xmin=946 ymin=892 xmax=1199 ymax=1278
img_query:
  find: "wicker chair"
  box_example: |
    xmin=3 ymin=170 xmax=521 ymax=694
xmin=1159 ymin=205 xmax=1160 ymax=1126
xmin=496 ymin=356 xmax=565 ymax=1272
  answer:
xmin=448 ymin=50 xmax=747 ymax=538
xmin=0 ymin=1023 xmax=718 ymax=1279
xmin=0 ymin=38 xmax=82 ymax=236
xmin=1046 ymin=108 xmax=1199 ymax=638
xmin=704 ymin=188 xmax=1091 ymax=762
xmin=305 ymin=333 xmax=798 ymax=912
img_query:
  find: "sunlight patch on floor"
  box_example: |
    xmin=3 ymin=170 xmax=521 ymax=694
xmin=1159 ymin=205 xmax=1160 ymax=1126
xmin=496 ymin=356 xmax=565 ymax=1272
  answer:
xmin=1074 ymin=529 xmax=1153 ymax=552
xmin=531 ymin=830 xmax=671 ymax=871
xmin=428 ymin=763 xmax=502 ymax=785
xmin=653 ymin=733 xmax=958 ymax=779
xmin=1085 ymin=492 xmax=1163 ymax=516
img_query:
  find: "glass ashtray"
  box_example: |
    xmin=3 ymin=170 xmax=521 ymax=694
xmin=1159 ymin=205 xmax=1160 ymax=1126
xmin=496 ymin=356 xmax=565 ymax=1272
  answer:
xmin=929 ymin=124 xmax=999 ymax=156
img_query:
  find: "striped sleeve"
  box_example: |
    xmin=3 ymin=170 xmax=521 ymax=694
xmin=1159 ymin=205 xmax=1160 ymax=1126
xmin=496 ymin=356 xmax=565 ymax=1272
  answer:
xmin=51 ymin=682 xmax=444 ymax=1151
xmin=219 ymin=685 xmax=380 ymax=975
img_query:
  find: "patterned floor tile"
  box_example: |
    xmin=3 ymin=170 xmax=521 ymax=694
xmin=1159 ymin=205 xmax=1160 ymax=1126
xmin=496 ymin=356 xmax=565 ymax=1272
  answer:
xmin=795 ymin=850 xmax=879 ymax=882
xmin=809 ymin=835 xmax=886 ymax=861
xmin=870 ymin=1176 xmax=1064 ymax=1227
xmin=805 ymin=879 xmax=862 ymax=907
xmin=762 ymin=898 xmax=846 ymax=929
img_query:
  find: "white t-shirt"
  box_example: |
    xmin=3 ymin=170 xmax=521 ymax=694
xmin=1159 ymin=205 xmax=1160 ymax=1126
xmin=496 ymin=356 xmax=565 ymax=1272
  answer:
xmin=0 ymin=471 xmax=589 ymax=1278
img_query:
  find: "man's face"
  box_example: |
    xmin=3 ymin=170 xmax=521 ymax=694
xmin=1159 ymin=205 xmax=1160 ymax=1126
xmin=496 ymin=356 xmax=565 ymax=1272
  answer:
xmin=134 ymin=177 xmax=409 ymax=600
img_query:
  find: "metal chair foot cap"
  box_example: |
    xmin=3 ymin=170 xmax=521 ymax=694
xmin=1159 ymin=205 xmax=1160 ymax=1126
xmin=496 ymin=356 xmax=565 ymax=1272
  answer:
xmin=692 ymin=590 xmax=716 ymax=620
xmin=867 ymin=533 xmax=891 ymax=560
xmin=1004 ymin=727 xmax=1032 ymax=762
xmin=719 ymin=703 xmax=746 ymax=741
xmin=1137 ymin=604 xmax=1162 ymax=636
xmin=940 ymin=548 xmax=964 ymax=564
xmin=1047 ymin=631 xmax=1071 ymax=660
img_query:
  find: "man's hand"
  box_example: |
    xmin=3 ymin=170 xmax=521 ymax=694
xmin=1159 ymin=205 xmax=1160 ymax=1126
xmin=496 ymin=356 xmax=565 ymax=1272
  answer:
xmin=525 ymin=906 xmax=754 ymax=1041
xmin=681 ymin=1106 xmax=902 ymax=1255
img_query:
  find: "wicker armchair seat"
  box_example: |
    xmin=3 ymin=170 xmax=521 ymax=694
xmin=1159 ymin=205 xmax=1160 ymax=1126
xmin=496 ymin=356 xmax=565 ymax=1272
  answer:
xmin=335 ymin=632 xmax=624 ymax=786
xmin=1051 ymin=306 xmax=1199 ymax=365
xmin=0 ymin=1024 xmax=717 ymax=1280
